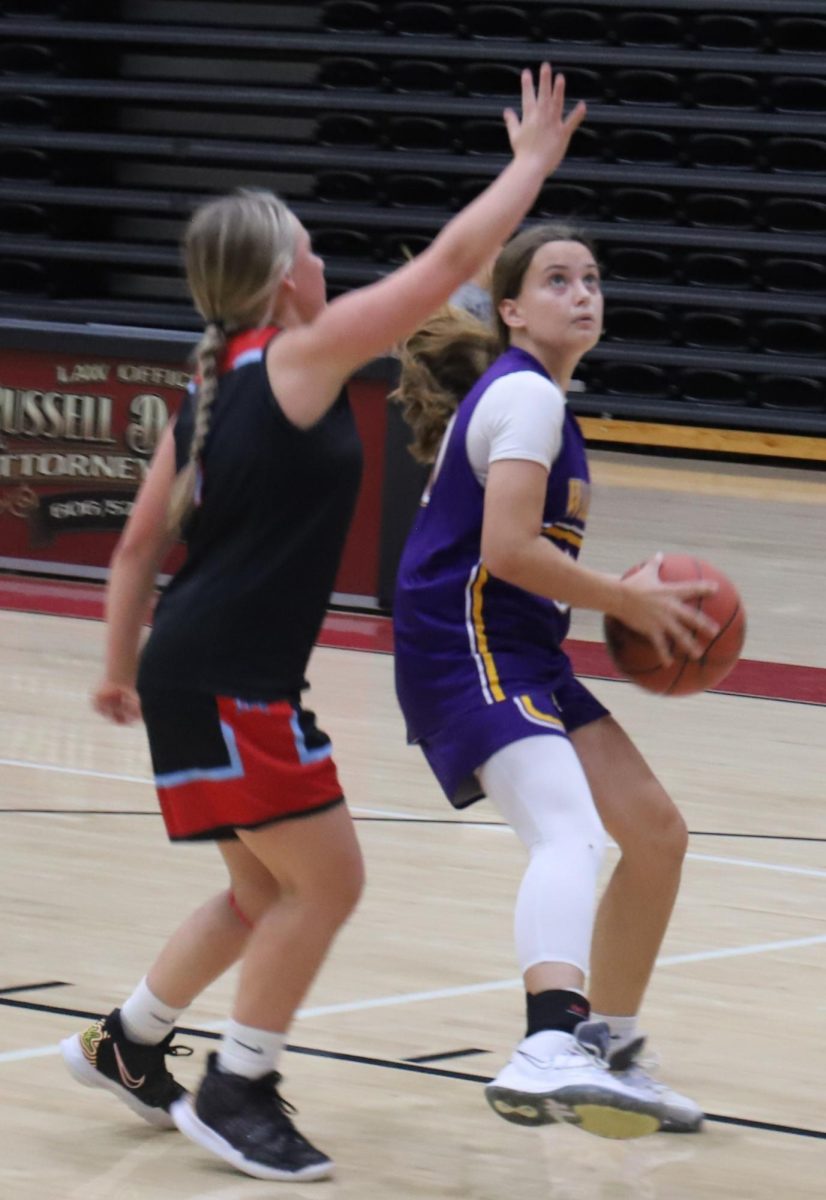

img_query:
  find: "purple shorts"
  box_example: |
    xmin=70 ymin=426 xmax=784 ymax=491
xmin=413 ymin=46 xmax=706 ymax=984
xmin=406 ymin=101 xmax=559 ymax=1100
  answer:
xmin=417 ymin=675 xmax=610 ymax=809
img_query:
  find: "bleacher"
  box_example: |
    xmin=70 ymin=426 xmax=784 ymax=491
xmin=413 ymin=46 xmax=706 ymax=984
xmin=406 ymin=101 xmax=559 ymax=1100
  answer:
xmin=1 ymin=0 xmax=825 ymax=437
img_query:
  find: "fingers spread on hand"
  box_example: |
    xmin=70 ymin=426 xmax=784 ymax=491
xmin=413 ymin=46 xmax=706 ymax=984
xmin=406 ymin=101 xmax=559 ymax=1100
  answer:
xmin=521 ymin=67 xmax=535 ymax=117
xmin=650 ymin=630 xmax=673 ymax=668
xmin=565 ymin=99 xmax=588 ymax=135
xmin=673 ymin=579 xmax=717 ymax=599
xmin=670 ymin=603 xmax=718 ymax=652
xmin=686 ymin=608 xmax=720 ymax=639
xmin=538 ymin=61 xmax=553 ymax=108
xmin=503 ymin=106 xmax=519 ymax=142
xmin=549 ymin=67 xmax=564 ymax=117
xmin=669 ymin=620 xmax=702 ymax=660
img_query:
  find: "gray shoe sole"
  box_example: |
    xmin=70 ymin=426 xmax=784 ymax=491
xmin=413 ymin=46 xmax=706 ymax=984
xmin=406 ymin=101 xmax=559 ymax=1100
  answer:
xmin=485 ymin=1083 xmax=662 ymax=1139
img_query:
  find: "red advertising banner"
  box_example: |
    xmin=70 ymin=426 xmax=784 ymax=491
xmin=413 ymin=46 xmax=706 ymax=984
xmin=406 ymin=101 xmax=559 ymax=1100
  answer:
xmin=0 ymin=347 xmax=187 ymax=576
xmin=0 ymin=347 xmax=388 ymax=599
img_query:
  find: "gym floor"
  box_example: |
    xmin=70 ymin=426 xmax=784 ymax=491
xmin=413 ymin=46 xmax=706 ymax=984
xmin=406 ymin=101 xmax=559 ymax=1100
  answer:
xmin=1 ymin=448 xmax=824 ymax=1199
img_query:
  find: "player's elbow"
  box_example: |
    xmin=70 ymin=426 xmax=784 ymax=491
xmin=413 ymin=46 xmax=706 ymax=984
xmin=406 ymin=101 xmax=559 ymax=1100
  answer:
xmin=481 ymin=536 xmax=532 ymax=588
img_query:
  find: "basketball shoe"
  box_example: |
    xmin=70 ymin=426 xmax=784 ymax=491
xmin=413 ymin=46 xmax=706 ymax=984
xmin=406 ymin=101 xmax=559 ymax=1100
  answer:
xmin=171 ymin=1052 xmax=333 ymax=1182
xmin=60 ymin=1008 xmax=190 ymax=1129
xmin=607 ymin=1036 xmax=704 ymax=1133
xmin=485 ymin=1020 xmax=662 ymax=1139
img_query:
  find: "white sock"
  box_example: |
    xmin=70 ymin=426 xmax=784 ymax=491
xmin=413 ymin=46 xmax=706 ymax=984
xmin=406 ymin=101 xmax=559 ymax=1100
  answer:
xmin=120 ymin=977 xmax=186 ymax=1045
xmin=591 ymin=1012 xmax=639 ymax=1045
xmin=218 ymin=1020 xmax=285 ymax=1080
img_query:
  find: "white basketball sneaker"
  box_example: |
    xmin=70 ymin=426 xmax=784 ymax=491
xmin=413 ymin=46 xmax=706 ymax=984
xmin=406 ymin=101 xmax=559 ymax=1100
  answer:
xmin=607 ymin=1037 xmax=704 ymax=1133
xmin=485 ymin=1021 xmax=662 ymax=1140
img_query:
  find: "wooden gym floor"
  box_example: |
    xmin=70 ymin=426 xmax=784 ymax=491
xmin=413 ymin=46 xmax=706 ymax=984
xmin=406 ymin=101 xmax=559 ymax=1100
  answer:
xmin=1 ymin=448 xmax=824 ymax=1199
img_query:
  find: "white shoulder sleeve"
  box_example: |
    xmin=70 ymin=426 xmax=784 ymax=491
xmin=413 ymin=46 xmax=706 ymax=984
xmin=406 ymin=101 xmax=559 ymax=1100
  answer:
xmin=466 ymin=371 xmax=566 ymax=487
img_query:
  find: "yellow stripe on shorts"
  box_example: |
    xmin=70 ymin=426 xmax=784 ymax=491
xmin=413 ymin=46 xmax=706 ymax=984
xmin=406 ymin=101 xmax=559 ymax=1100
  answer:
xmin=517 ymin=695 xmax=565 ymax=730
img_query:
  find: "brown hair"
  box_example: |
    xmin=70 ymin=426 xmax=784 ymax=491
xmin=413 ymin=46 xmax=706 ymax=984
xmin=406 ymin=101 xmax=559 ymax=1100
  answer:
xmin=168 ymin=189 xmax=297 ymax=532
xmin=393 ymin=222 xmax=594 ymax=463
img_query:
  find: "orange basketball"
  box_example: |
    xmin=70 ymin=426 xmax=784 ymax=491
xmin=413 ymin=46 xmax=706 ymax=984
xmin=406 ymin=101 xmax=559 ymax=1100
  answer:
xmin=603 ymin=554 xmax=746 ymax=696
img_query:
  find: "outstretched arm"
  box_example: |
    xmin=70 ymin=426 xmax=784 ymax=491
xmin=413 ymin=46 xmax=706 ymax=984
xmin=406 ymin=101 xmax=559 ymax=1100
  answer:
xmin=270 ymin=64 xmax=586 ymax=428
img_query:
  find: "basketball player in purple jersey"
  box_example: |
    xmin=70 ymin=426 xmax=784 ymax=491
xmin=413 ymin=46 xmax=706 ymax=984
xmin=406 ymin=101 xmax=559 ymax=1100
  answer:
xmin=393 ymin=225 xmax=718 ymax=1137
xmin=59 ymin=68 xmax=589 ymax=1181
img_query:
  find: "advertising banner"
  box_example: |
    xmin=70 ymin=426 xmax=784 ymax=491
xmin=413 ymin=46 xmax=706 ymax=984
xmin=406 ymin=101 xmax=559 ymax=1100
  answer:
xmin=0 ymin=347 xmax=387 ymax=601
xmin=0 ymin=347 xmax=188 ymax=576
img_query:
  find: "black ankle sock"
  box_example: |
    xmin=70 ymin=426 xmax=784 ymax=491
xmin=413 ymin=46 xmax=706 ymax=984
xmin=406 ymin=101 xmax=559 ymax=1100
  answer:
xmin=526 ymin=989 xmax=591 ymax=1037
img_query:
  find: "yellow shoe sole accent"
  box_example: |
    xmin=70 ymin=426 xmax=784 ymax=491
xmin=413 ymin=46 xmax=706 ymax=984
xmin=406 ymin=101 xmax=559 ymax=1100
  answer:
xmin=574 ymin=1104 xmax=661 ymax=1140
xmin=491 ymin=1098 xmax=543 ymax=1121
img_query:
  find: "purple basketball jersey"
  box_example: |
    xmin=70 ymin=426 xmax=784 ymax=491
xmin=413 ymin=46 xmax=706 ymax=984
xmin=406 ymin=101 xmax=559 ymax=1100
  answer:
xmin=394 ymin=346 xmax=592 ymax=747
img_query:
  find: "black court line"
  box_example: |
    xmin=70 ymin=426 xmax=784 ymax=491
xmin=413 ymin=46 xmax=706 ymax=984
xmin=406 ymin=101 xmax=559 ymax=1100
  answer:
xmin=404 ymin=1048 xmax=490 ymax=1064
xmin=1 ymin=807 xmax=825 ymax=845
xmin=0 ymin=981 xmax=68 ymax=996
xmin=355 ymin=819 xmax=826 ymax=845
xmin=689 ymin=831 xmax=826 ymax=844
xmin=3 ymin=996 xmax=825 ymax=1142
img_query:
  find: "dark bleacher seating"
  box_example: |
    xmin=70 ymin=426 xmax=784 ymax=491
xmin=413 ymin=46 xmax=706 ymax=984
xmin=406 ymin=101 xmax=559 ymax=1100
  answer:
xmin=681 ymin=369 xmax=750 ymax=406
xmin=0 ymin=0 xmax=823 ymax=433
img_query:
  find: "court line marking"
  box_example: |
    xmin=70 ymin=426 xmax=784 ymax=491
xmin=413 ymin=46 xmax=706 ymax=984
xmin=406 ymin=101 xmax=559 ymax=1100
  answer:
xmin=5 ymin=804 xmax=826 ymax=848
xmin=0 ymin=981 xmax=68 ymax=996
xmin=467 ymin=819 xmax=826 ymax=879
xmin=0 ymin=757 xmax=149 ymax=784
xmin=1 ymin=999 xmax=823 ymax=1140
xmin=404 ymin=1047 xmax=489 ymax=1064
xmin=3 ymin=932 xmax=825 ymax=1067
xmin=5 ymin=805 xmax=826 ymax=852
xmin=684 ymin=852 xmax=826 ymax=880
xmin=1 ymin=761 xmax=824 ymax=880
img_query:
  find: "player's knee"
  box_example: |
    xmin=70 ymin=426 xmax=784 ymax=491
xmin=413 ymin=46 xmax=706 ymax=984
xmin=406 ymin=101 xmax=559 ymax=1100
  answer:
xmin=300 ymin=847 xmax=365 ymax=925
xmin=331 ymin=851 xmax=366 ymax=919
xmin=669 ymin=806 xmax=689 ymax=861
xmin=229 ymin=879 xmax=280 ymax=927
xmin=641 ymin=788 xmax=688 ymax=866
xmin=616 ymin=784 xmax=687 ymax=868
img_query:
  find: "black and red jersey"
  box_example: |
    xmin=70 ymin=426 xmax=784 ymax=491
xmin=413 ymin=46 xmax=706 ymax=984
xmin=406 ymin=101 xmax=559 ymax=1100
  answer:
xmin=138 ymin=328 xmax=363 ymax=700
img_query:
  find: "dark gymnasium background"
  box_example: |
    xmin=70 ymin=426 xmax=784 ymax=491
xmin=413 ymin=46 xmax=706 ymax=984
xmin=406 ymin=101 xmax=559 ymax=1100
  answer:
xmin=0 ymin=0 xmax=823 ymax=600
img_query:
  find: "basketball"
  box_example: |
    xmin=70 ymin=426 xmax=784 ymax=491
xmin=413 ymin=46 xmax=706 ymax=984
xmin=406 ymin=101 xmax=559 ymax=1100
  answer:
xmin=603 ymin=554 xmax=746 ymax=696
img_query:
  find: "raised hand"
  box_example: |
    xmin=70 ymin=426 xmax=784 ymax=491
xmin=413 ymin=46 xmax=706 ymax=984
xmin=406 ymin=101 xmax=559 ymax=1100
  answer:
xmin=503 ymin=63 xmax=587 ymax=178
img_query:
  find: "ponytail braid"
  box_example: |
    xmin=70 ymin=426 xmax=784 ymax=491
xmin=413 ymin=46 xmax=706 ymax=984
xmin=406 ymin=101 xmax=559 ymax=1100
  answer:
xmin=167 ymin=187 xmax=297 ymax=532
xmin=167 ymin=321 xmax=225 ymax=534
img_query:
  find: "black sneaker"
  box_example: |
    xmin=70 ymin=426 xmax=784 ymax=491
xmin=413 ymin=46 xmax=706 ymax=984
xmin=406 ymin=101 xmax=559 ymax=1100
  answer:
xmin=60 ymin=1008 xmax=190 ymax=1129
xmin=171 ymin=1052 xmax=333 ymax=1182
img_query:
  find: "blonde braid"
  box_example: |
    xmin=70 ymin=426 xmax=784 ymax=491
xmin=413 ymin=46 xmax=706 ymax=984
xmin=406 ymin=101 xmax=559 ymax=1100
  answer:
xmin=166 ymin=188 xmax=298 ymax=534
xmin=167 ymin=321 xmax=225 ymax=533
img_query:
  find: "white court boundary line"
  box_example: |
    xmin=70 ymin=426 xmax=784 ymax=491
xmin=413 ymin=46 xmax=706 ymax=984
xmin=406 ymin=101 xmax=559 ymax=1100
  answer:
xmin=2 ymin=932 xmax=826 ymax=1067
xmin=0 ymin=757 xmax=150 ymax=785
xmin=2 ymin=756 xmax=825 ymax=880
xmin=2 ymin=761 xmax=825 ymax=1065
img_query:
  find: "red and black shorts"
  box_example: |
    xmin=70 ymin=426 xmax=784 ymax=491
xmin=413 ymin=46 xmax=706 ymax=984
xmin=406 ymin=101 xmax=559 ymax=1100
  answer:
xmin=140 ymin=690 xmax=344 ymax=842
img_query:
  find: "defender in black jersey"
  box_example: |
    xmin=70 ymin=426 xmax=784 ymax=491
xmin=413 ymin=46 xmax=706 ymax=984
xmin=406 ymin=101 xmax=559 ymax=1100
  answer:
xmin=61 ymin=66 xmax=591 ymax=1181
